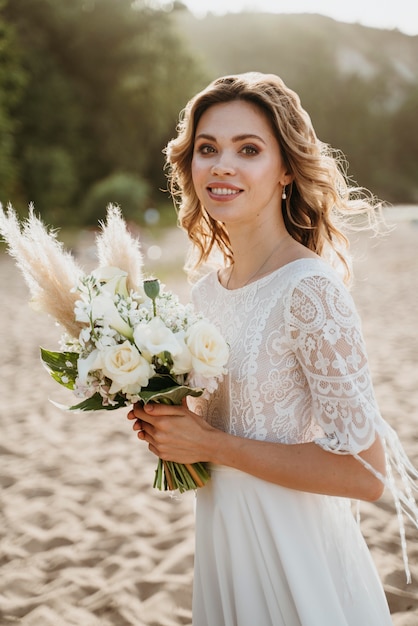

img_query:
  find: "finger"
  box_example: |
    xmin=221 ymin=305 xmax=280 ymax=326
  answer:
xmin=127 ymin=408 xmax=136 ymax=420
xmin=133 ymin=403 xmax=145 ymax=418
xmin=134 ymin=419 xmax=147 ymax=441
xmin=133 ymin=419 xmax=143 ymax=431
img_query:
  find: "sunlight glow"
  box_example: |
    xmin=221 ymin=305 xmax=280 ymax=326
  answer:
xmin=159 ymin=0 xmax=418 ymax=36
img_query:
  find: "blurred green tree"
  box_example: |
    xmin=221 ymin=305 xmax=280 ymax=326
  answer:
xmin=81 ymin=172 xmax=150 ymax=226
xmin=3 ymin=0 xmax=204 ymax=225
xmin=0 ymin=0 xmax=26 ymax=203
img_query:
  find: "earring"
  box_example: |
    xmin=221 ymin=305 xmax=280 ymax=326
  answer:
xmin=282 ymin=185 xmax=287 ymax=200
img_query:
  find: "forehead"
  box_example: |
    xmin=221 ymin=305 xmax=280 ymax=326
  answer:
xmin=195 ymin=99 xmax=275 ymax=139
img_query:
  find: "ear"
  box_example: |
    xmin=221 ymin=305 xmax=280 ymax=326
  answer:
xmin=281 ymin=172 xmax=293 ymax=187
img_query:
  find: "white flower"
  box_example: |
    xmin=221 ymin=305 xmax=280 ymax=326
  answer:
xmin=91 ymin=294 xmax=133 ymax=339
xmin=171 ymin=332 xmax=193 ymax=375
xmin=185 ymin=320 xmax=229 ymax=379
xmin=92 ymin=266 xmax=129 ymax=297
xmin=98 ymin=341 xmax=154 ymax=395
xmin=74 ymin=297 xmax=91 ymax=324
xmin=73 ymin=373 xmax=102 ymax=399
xmin=187 ymin=372 xmax=221 ymax=397
xmin=79 ymin=326 xmax=92 ymax=346
xmin=133 ymin=317 xmax=182 ymax=359
xmin=77 ymin=349 xmax=102 ymax=386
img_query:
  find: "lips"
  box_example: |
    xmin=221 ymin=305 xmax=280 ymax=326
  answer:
xmin=207 ymin=184 xmax=243 ymax=198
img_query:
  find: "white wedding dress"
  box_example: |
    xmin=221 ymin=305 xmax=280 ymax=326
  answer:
xmin=189 ymin=258 xmax=416 ymax=626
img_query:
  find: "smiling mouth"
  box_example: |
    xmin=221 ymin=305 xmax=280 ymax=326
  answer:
xmin=208 ymin=187 xmax=242 ymax=196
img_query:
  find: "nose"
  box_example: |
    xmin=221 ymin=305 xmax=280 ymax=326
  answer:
xmin=210 ymin=154 xmax=236 ymax=176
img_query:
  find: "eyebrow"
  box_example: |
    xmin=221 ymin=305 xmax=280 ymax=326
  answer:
xmin=195 ymin=133 xmax=267 ymax=145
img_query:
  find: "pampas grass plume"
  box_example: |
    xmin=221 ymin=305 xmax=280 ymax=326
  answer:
xmin=96 ymin=204 xmax=143 ymax=292
xmin=0 ymin=203 xmax=84 ymax=338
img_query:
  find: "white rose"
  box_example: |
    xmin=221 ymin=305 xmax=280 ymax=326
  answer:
xmin=171 ymin=332 xmax=193 ymax=375
xmin=99 ymin=340 xmax=154 ymax=395
xmin=93 ymin=266 xmax=129 ymax=297
xmin=133 ymin=317 xmax=181 ymax=358
xmin=91 ymin=294 xmax=133 ymax=339
xmin=185 ymin=320 xmax=229 ymax=379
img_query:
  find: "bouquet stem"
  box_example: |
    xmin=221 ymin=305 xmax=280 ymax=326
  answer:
xmin=144 ymin=395 xmax=211 ymax=493
xmin=185 ymin=463 xmax=206 ymax=488
xmin=163 ymin=460 xmax=175 ymax=490
xmin=153 ymin=458 xmax=210 ymax=493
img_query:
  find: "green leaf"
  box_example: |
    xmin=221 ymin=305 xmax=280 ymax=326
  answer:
xmin=68 ymin=392 xmax=127 ymax=412
xmin=139 ymin=385 xmax=203 ymax=405
xmin=40 ymin=348 xmax=78 ymax=389
xmin=142 ymin=373 xmax=178 ymax=391
xmin=48 ymin=371 xmax=75 ymax=390
xmin=40 ymin=348 xmax=78 ymax=371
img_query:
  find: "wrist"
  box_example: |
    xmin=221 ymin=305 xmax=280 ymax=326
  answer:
xmin=201 ymin=425 xmax=227 ymax=465
xmin=203 ymin=426 xmax=239 ymax=467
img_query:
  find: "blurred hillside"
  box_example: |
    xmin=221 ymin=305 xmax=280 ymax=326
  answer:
xmin=1 ymin=1 xmax=417 ymax=229
xmin=175 ymin=12 xmax=418 ymax=87
xmin=174 ymin=11 xmax=418 ymax=204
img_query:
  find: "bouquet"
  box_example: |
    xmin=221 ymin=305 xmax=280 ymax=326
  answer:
xmin=0 ymin=203 xmax=229 ymax=493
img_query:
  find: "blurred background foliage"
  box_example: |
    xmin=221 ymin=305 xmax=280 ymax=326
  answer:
xmin=1 ymin=0 xmax=417 ymax=229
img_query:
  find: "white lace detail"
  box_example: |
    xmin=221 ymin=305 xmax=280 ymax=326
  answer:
xmin=191 ymin=259 xmax=379 ymax=448
xmin=190 ymin=258 xmax=418 ymax=580
xmin=283 ymin=273 xmax=380 ymax=453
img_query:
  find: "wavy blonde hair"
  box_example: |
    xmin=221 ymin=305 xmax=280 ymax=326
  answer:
xmin=165 ymin=72 xmax=382 ymax=284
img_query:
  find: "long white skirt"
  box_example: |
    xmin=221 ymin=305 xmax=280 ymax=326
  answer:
xmin=192 ymin=465 xmax=392 ymax=626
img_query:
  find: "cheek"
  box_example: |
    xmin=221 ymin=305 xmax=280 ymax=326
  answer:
xmin=191 ymin=159 xmax=206 ymax=197
xmin=191 ymin=157 xmax=200 ymax=181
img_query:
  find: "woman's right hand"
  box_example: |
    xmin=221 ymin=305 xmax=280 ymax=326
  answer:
xmin=126 ymin=401 xmax=217 ymax=464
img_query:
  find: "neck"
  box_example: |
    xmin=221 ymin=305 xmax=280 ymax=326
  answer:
xmin=226 ymin=232 xmax=291 ymax=289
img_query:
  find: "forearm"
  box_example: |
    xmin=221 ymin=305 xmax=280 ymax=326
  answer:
xmin=205 ymin=428 xmax=386 ymax=502
xmin=131 ymin=403 xmax=386 ymax=502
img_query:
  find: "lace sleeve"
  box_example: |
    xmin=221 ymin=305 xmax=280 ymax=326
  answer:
xmin=285 ymin=272 xmax=418 ymax=582
xmin=285 ymin=273 xmax=381 ymax=455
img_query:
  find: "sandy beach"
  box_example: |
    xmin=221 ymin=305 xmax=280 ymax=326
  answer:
xmin=1 ymin=211 xmax=418 ymax=625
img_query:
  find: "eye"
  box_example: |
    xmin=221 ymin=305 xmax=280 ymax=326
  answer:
xmin=196 ymin=144 xmax=216 ymax=155
xmin=240 ymin=144 xmax=259 ymax=156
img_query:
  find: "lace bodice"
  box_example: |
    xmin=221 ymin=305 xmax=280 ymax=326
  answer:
xmin=191 ymin=258 xmax=383 ymax=454
xmin=191 ymin=257 xmax=418 ymax=582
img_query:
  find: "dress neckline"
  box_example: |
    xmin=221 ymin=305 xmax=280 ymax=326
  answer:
xmin=215 ymin=257 xmax=328 ymax=293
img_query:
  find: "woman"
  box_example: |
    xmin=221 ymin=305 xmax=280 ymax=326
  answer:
xmin=129 ymin=73 xmax=417 ymax=625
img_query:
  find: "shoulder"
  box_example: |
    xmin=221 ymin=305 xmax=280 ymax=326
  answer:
xmin=191 ymin=269 xmax=218 ymax=292
xmin=281 ymin=258 xmax=348 ymax=294
xmin=281 ymin=259 xmax=359 ymax=329
xmin=190 ymin=270 xmax=219 ymax=302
